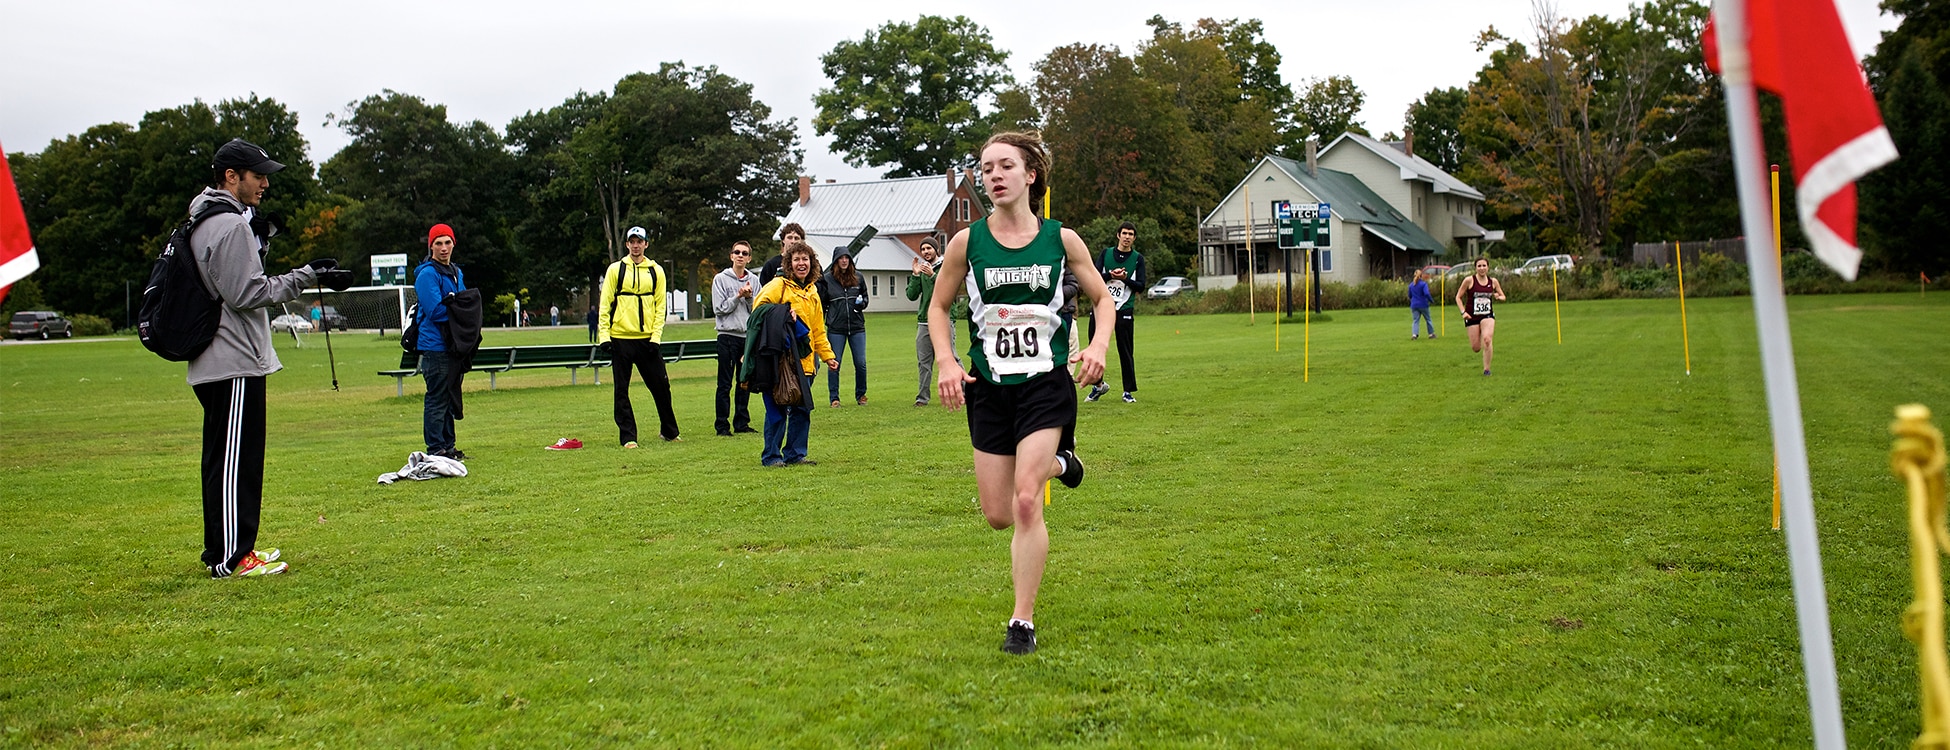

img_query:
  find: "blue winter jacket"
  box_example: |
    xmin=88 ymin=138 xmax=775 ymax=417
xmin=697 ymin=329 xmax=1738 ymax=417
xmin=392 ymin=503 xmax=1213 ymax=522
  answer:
xmin=1408 ymin=279 xmax=1432 ymax=310
xmin=414 ymin=260 xmax=466 ymax=352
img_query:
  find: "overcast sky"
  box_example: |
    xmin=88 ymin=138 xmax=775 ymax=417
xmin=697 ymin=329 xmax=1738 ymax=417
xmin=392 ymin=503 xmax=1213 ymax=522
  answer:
xmin=1 ymin=0 xmax=1898 ymax=183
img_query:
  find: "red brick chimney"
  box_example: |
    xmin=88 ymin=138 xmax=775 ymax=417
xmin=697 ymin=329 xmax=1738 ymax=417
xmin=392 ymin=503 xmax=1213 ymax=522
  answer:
xmin=1404 ymin=132 xmax=1416 ymax=158
xmin=947 ymin=167 xmax=956 ymax=192
xmin=798 ymin=176 xmax=811 ymax=206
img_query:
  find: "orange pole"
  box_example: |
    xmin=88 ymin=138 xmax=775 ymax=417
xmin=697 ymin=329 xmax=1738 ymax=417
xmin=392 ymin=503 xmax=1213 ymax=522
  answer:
xmin=1771 ymin=164 xmax=1783 ymax=531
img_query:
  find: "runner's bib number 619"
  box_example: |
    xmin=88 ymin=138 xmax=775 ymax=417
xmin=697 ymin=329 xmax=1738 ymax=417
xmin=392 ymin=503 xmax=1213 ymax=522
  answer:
xmin=980 ymin=304 xmax=1058 ymax=376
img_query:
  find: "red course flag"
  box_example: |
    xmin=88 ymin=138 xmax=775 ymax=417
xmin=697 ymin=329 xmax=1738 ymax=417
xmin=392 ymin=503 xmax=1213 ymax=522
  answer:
xmin=0 ymin=139 xmax=38 ymax=308
xmin=1706 ymin=0 xmax=1898 ymax=280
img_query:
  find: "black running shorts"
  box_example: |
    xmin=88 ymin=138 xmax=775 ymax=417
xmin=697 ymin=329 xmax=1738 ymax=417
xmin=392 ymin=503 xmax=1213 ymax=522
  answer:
xmin=1464 ymin=313 xmax=1495 ymax=327
xmin=965 ymin=368 xmax=1077 ymax=455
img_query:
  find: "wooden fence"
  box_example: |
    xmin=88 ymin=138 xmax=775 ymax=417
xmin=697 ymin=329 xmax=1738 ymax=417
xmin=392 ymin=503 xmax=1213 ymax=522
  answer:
xmin=1630 ymin=238 xmax=1752 ymax=267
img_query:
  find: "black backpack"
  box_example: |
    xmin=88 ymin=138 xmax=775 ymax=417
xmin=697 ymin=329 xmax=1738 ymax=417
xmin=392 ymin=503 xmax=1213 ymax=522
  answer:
xmin=137 ymin=202 xmax=241 ymax=361
xmin=401 ymin=303 xmax=421 ymax=353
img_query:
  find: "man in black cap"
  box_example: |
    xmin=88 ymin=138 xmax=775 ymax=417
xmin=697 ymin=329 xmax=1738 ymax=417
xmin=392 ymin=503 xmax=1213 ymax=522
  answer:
xmin=186 ymin=138 xmax=351 ymax=578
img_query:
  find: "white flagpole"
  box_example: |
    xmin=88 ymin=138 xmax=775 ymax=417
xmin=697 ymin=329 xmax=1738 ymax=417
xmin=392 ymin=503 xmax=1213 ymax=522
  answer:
xmin=1715 ymin=0 xmax=1846 ymax=746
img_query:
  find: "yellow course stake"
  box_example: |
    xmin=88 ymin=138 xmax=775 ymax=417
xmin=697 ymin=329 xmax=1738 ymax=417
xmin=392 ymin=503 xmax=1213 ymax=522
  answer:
xmin=1891 ymin=404 xmax=1950 ymax=750
xmin=1771 ymin=165 xmax=1783 ymax=530
xmin=1304 ymin=254 xmax=1312 ymax=383
xmin=1044 ymin=479 xmax=1050 ymax=507
xmin=1439 ymin=272 xmax=1446 ymax=338
xmin=1246 ymin=186 xmax=1255 ymax=325
xmin=1551 ymin=264 xmax=1562 ymax=344
xmin=1676 ymin=242 xmax=1692 ymax=376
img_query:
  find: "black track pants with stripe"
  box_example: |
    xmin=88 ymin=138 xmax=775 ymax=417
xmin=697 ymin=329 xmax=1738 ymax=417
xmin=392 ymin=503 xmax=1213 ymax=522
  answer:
xmin=1089 ymin=311 xmax=1138 ymax=394
xmin=194 ymin=376 xmax=266 ymax=577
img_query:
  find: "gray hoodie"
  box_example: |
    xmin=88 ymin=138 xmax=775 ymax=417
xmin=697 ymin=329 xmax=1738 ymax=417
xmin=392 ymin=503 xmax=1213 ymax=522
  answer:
xmin=711 ymin=266 xmax=758 ymax=335
xmin=185 ymin=187 xmax=318 ymax=385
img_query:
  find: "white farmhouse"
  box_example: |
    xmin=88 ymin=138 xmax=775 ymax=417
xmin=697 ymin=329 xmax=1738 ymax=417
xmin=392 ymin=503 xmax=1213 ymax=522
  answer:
xmin=1197 ymin=136 xmax=1497 ymax=291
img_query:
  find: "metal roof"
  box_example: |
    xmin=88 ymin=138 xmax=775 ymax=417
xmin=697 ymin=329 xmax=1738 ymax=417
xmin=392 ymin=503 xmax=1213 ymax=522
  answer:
xmin=1363 ymin=223 xmax=1437 ymax=253
xmin=1320 ymin=132 xmax=1486 ymax=201
xmin=804 ymin=233 xmax=922 ymax=272
xmin=778 ymin=174 xmax=965 ymax=238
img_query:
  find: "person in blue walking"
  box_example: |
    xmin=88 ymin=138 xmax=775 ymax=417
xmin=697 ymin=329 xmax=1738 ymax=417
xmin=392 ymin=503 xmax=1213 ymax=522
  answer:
xmin=1408 ymin=269 xmax=1434 ymax=339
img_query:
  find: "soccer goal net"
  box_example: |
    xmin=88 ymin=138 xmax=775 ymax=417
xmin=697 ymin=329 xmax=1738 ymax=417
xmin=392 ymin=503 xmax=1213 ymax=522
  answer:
xmin=291 ymin=286 xmax=419 ymax=334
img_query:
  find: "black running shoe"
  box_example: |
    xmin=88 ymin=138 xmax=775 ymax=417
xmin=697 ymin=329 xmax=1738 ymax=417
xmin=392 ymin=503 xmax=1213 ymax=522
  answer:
xmin=433 ymin=448 xmax=467 ymax=462
xmin=1002 ymin=623 xmax=1037 ymax=655
xmin=1056 ymin=449 xmax=1085 ymax=489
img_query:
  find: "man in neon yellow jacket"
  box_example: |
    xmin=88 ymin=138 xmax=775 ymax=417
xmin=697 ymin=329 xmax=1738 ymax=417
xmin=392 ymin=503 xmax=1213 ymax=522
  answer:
xmin=599 ymin=226 xmax=680 ymax=446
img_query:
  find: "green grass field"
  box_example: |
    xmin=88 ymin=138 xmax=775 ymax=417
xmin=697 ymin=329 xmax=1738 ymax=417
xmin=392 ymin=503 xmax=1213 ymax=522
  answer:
xmin=2 ymin=292 xmax=1945 ymax=747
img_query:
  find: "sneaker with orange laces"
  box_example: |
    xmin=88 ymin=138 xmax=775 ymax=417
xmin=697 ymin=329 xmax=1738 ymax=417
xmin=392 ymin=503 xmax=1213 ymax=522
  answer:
xmin=231 ymin=553 xmax=287 ymax=578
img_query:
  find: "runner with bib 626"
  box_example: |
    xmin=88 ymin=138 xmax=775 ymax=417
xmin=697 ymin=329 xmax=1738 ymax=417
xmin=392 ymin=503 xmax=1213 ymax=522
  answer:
xmin=927 ymin=130 xmax=1115 ymax=655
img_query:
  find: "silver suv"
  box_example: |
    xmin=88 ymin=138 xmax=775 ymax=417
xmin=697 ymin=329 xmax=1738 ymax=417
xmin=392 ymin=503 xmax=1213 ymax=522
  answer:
xmin=9 ymin=311 xmax=74 ymax=339
xmin=1514 ymin=254 xmax=1575 ymax=276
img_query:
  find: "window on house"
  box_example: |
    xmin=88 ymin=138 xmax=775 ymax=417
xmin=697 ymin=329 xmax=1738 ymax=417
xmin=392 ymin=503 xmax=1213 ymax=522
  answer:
xmin=956 ymin=198 xmax=971 ymax=222
xmin=1320 ymin=250 xmax=1334 ymax=272
xmin=872 ymin=276 xmax=879 ymax=296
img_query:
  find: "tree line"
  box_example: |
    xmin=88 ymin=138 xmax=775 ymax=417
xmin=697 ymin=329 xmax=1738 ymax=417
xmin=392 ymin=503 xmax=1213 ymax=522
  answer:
xmin=816 ymin=5 xmax=1943 ymax=279
xmin=6 ymin=64 xmax=801 ymax=322
xmin=10 ymin=4 xmax=1943 ymax=321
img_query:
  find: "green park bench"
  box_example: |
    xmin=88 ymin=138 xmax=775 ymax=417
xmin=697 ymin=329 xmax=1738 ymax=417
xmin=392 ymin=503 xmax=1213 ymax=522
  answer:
xmin=377 ymin=339 xmax=719 ymax=396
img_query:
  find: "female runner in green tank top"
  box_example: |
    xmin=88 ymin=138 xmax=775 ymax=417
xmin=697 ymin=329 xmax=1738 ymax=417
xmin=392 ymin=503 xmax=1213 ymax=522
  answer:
xmin=927 ymin=130 xmax=1116 ymax=655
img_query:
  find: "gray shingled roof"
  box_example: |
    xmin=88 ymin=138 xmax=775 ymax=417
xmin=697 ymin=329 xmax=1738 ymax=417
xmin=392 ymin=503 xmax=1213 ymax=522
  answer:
xmin=778 ymin=174 xmax=965 ymax=238
xmin=1320 ymin=132 xmax=1485 ymax=201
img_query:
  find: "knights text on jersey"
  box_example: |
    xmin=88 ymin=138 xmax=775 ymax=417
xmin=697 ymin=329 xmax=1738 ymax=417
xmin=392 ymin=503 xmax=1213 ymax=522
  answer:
xmin=963 ymin=219 xmax=1072 ymax=385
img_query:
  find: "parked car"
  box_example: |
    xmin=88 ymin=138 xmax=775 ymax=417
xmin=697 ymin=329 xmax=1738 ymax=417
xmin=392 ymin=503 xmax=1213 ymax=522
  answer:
xmin=317 ymin=306 xmax=348 ymax=331
xmin=9 ymin=311 xmax=73 ymax=339
xmin=270 ymin=314 xmax=313 ymax=333
xmin=1419 ymin=264 xmax=1451 ymax=279
xmin=1514 ymin=254 xmax=1576 ymax=276
xmin=1147 ymin=276 xmax=1192 ymax=299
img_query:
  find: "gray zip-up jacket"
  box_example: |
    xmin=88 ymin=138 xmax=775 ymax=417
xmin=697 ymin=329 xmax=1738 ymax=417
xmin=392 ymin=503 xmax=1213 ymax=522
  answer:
xmin=186 ymin=187 xmax=318 ymax=386
xmin=711 ymin=266 xmax=757 ymax=335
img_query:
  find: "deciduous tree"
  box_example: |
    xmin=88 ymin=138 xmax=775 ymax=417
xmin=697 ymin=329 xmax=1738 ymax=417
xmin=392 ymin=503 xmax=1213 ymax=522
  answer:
xmin=518 ymin=66 xmax=801 ymax=296
xmin=1459 ymin=0 xmax=1714 ymax=256
xmin=1405 ymin=87 xmax=1468 ymax=173
xmin=814 ymin=15 xmax=1013 ymax=177
xmin=1861 ymin=0 xmax=1950 ymax=276
xmin=320 ymin=90 xmax=520 ymax=296
xmin=9 ymin=96 xmax=317 ymax=319
xmin=1033 ymin=44 xmax=1206 ymax=249
xmin=1291 ymin=75 xmax=1370 ymax=146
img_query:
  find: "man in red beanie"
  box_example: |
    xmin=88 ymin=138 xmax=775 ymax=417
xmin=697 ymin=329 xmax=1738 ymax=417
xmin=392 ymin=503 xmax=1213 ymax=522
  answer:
xmin=414 ymin=223 xmax=469 ymax=459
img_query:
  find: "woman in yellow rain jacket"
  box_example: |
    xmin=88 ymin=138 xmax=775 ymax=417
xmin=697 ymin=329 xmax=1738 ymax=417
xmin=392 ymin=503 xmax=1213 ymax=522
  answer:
xmin=753 ymin=241 xmax=838 ymax=466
